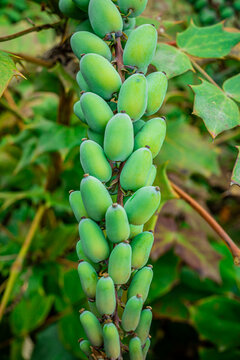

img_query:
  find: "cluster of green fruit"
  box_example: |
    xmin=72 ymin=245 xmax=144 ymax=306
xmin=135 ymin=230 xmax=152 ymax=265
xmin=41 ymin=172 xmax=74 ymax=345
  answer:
xmin=187 ymin=0 xmax=240 ymax=25
xmin=59 ymin=0 xmax=168 ymax=358
xmin=0 ymin=0 xmax=27 ymax=23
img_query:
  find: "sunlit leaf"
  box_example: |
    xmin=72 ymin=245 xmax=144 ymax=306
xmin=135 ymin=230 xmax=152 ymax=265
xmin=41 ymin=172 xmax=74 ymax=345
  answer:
xmin=223 ymin=73 xmax=240 ymax=103
xmin=231 ymin=146 xmax=240 ymax=186
xmin=0 ymin=51 xmax=18 ymax=97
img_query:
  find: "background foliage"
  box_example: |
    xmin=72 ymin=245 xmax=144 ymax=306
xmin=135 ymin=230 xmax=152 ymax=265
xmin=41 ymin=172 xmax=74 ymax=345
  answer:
xmin=0 ymin=0 xmax=240 ymax=359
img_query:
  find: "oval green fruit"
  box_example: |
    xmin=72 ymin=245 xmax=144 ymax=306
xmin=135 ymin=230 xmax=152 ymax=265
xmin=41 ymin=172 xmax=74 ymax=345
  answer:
xmin=128 ymin=265 xmax=153 ymax=302
xmin=121 ymin=294 xmax=143 ymax=332
xmin=123 ymin=24 xmax=157 ymax=72
xmin=69 ymin=190 xmax=88 ymax=222
xmin=134 ymin=117 xmax=166 ymax=158
xmin=106 ymin=203 xmax=130 ymax=243
xmin=79 ymin=218 xmax=109 ymax=262
xmin=104 ymin=113 xmax=134 ymax=161
xmin=136 ymin=307 xmax=152 ymax=344
xmin=87 ymin=128 xmax=104 ymax=146
xmin=123 ymin=17 xmax=136 ymax=30
xmin=129 ymin=224 xmax=144 ymax=239
xmin=143 ymin=337 xmax=151 ymax=359
xmin=146 ymin=72 xmax=168 ymax=115
xmin=103 ymin=322 xmax=121 ymax=360
xmin=133 ymin=119 xmax=145 ymax=136
xmin=76 ymin=240 xmax=100 ymax=271
xmin=118 ymin=0 xmax=148 ymax=17
xmin=80 ymin=54 xmax=122 ymax=100
xmin=145 ymin=165 xmax=157 ymax=186
xmin=75 ymin=19 xmax=93 ymax=33
xmin=73 ymin=100 xmax=86 ymax=123
xmin=88 ymin=0 xmax=123 ymax=38
xmin=129 ymin=337 xmax=142 ymax=360
xmin=71 ymin=31 xmax=111 ymax=60
xmin=117 ymin=74 xmax=147 ymax=121
xmin=80 ymin=174 xmax=113 ymax=221
xmin=124 ymin=186 xmax=161 ymax=225
xmin=73 ymin=0 xmax=89 ymax=11
xmin=59 ymin=0 xmax=86 ymax=19
xmin=76 ymin=71 xmax=91 ymax=92
xmin=96 ymin=274 xmax=116 ymax=315
xmin=131 ymin=231 xmax=154 ymax=269
xmin=78 ymin=261 xmax=98 ymax=298
xmin=108 ymin=242 xmax=132 ymax=284
xmin=120 ymin=147 xmax=152 ymax=191
xmin=79 ymin=310 xmax=103 ymax=347
xmin=79 ymin=339 xmax=91 ymax=357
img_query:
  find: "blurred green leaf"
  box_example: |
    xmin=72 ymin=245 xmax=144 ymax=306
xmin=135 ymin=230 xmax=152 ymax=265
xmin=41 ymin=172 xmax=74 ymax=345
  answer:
xmin=223 ymin=73 xmax=240 ymax=103
xmin=0 ymin=51 xmax=18 ymax=97
xmin=191 ymin=80 xmax=240 ymax=139
xmin=154 ymin=162 xmax=178 ymax=204
xmin=231 ymin=146 xmax=240 ymax=186
xmin=63 ymin=269 xmax=85 ymax=304
xmin=199 ymin=348 xmax=240 ymax=360
xmin=177 ymin=22 xmax=240 ymax=58
xmin=136 ymin=16 xmax=161 ymax=29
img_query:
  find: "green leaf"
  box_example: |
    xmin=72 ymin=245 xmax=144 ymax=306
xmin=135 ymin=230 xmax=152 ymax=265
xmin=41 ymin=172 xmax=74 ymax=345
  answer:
xmin=231 ymin=146 xmax=240 ymax=186
xmin=199 ymin=348 xmax=240 ymax=360
xmin=151 ymin=43 xmax=193 ymax=78
xmin=177 ymin=22 xmax=240 ymax=58
xmin=63 ymin=269 xmax=85 ymax=304
xmin=223 ymin=73 xmax=240 ymax=103
xmin=136 ymin=16 xmax=161 ymax=30
xmin=190 ymin=296 xmax=240 ymax=349
xmin=154 ymin=162 xmax=178 ymax=204
xmin=191 ymin=80 xmax=240 ymax=138
xmin=0 ymin=51 xmax=18 ymax=97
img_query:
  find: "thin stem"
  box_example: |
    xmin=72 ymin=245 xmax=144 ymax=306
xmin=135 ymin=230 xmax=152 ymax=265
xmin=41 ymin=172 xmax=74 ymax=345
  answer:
xmin=0 ymin=204 xmax=46 ymax=321
xmin=115 ymin=37 xmax=125 ymax=82
xmin=190 ymin=57 xmax=223 ymax=91
xmin=3 ymin=51 xmax=55 ymax=68
xmin=170 ymin=181 xmax=240 ymax=265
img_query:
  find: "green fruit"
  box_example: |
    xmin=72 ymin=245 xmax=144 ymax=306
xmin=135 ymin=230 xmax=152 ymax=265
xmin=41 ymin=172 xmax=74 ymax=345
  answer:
xmin=117 ymin=74 xmax=147 ymax=121
xmin=69 ymin=190 xmax=88 ymax=222
xmin=123 ymin=17 xmax=136 ymax=30
xmin=79 ymin=339 xmax=91 ymax=357
xmin=96 ymin=274 xmax=116 ymax=315
xmin=108 ymin=242 xmax=132 ymax=284
xmin=75 ymin=19 xmax=93 ymax=32
xmin=88 ymin=0 xmax=123 ymax=37
xmin=103 ymin=322 xmax=121 ymax=359
xmin=76 ymin=71 xmax=91 ymax=91
xmin=136 ymin=307 xmax=152 ymax=344
xmin=129 ymin=224 xmax=144 ymax=239
xmin=79 ymin=218 xmax=109 ymax=262
xmin=88 ymin=299 xmax=100 ymax=317
xmin=128 ymin=265 xmax=153 ymax=302
xmin=123 ymin=24 xmax=157 ymax=72
xmin=59 ymin=0 xmax=86 ymax=19
xmin=104 ymin=113 xmax=134 ymax=161
xmin=124 ymin=186 xmax=161 ymax=225
xmin=233 ymin=0 xmax=240 ymax=11
xmin=118 ymin=0 xmax=148 ymax=17
xmin=220 ymin=6 xmax=234 ymax=18
xmin=80 ymin=174 xmax=113 ymax=221
xmin=129 ymin=337 xmax=142 ymax=360
xmin=134 ymin=117 xmax=166 ymax=158
xmin=79 ymin=310 xmax=103 ymax=347
xmin=73 ymin=0 xmax=89 ymax=11
xmin=106 ymin=203 xmax=130 ymax=243
xmin=146 ymin=72 xmax=168 ymax=115
xmin=120 ymin=147 xmax=152 ymax=191
xmin=143 ymin=337 xmax=151 ymax=359
xmin=87 ymin=128 xmax=104 ymax=146
xmin=73 ymin=100 xmax=86 ymax=123
xmin=80 ymin=54 xmax=122 ymax=100
xmin=80 ymin=139 xmax=112 ymax=182
xmin=194 ymin=0 xmax=207 ymax=10
xmin=71 ymin=31 xmax=112 ymax=60
xmin=131 ymin=231 xmax=154 ymax=269
xmin=80 ymin=92 xmax=114 ymax=133
xmin=78 ymin=261 xmax=98 ymax=298
xmin=76 ymin=240 xmax=100 ymax=270
xmin=121 ymin=294 xmax=143 ymax=331
xmin=145 ymin=165 xmax=157 ymax=186
xmin=133 ymin=119 xmax=145 ymax=136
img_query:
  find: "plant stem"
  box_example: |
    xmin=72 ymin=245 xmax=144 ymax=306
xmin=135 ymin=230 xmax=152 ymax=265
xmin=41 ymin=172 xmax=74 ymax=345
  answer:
xmin=190 ymin=57 xmax=223 ymax=91
xmin=0 ymin=204 xmax=46 ymax=322
xmin=3 ymin=51 xmax=55 ymax=68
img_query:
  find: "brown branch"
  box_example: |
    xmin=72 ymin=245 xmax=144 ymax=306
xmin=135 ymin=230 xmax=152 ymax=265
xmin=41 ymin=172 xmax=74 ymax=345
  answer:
xmin=115 ymin=37 xmax=125 ymax=82
xmin=4 ymin=51 xmax=55 ymax=68
xmin=170 ymin=181 xmax=240 ymax=265
xmin=189 ymin=57 xmax=223 ymax=91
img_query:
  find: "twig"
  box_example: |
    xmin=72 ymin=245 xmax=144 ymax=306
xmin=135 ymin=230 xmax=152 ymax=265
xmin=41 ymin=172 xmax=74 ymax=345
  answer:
xmin=189 ymin=57 xmax=223 ymax=91
xmin=170 ymin=181 xmax=240 ymax=265
xmin=0 ymin=204 xmax=46 ymax=321
xmin=4 ymin=51 xmax=55 ymax=68
xmin=115 ymin=37 xmax=125 ymax=82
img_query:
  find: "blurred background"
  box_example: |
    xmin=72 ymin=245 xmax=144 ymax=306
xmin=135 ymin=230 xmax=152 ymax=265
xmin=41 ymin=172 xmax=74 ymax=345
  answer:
xmin=0 ymin=0 xmax=240 ymax=359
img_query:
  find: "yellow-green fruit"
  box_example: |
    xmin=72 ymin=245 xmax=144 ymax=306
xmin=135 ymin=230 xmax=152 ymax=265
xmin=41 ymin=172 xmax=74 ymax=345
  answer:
xmin=146 ymin=72 xmax=168 ymax=115
xmin=121 ymin=294 xmax=143 ymax=331
xmin=133 ymin=119 xmax=145 ymax=136
xmin=79 ymin=218 xmax=109 ymax=262
xmin=129 ymin=337 xmax=142 ymax=360
xmin=143 ymin=337 xmax=151 ymax=359
xmin=59 ymin=0 xmax=86 ymax=19
xmin=103 ymin=322 xmax=121 ymax=359
xmin=79 ymin=310 xmax=103 ymax=347
xmin=73 ymin=0 xmax=89 ymax=11
xmin=96 ymin=275 xmax=116 ymax=315
xmin=128 ymin=265 xmax=153 ymax=302
xmin=77 ymin=261 xmax=98 ymax=298
xmin=131 ymin=231 xmax=154 ymax=269
xmin=71 ymin=31 xmax=111 ymax=60
xmin=76 ymin=71 xmax=91 ymax=92
xmin=118 ymin=0 xmax=148 ymax=17
xmin=106 ymin=203 xmax=130 ymax=243
xmin=129 ymin=224 xmax=144 ymax=239
xmin=123 ymin=24 xmax=157 ymax=72
xmin=79 ymin=339 xmax=91 ymax=357
xmin=134 ymin=117 xmax=166 ymax=158
xmin=80 ymin=54 xmax=122 ymax=100
xmin=120 ymin=147 xmax=152 ymax=191
xmin=123 ymin=17 xmax=136 ymax=30
xmin=69 ymin=190 xmax=88 ymax=222
xmin=117 ymin=74 xmax=147 ymax=121
xmin=87 ymin=128 xmax=104 ymax=146
xmin=76 ymin=240 xmax=100 ymax=270
xmin=136 ymin=307 xmax=152 ymax=344
xmin=124 ymin=186 xmax=161 ymax=225
xmin=104 ymin=113 xmax=134 ymax=161
xmin=80 ymin=92 xmax=114 ymax=133
xmin=145 ymin=165 xmax=157 ymax=186
xmin=88 ymin=0 xmax=123 ymax=37
xmin=76 ymin=19 xmax=93 ymax=32
xmin=108 ymin=242 xmax=132 ymax=284
xmin=88 ymin=299 xmax=100 ymax=317
xmin=73 ymin=100 xmax=86 ymax=123
xmin=80 ymin=174 xmax=113 ymax=221
xmin=80 ymin=140 xmax=112 ymax=182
